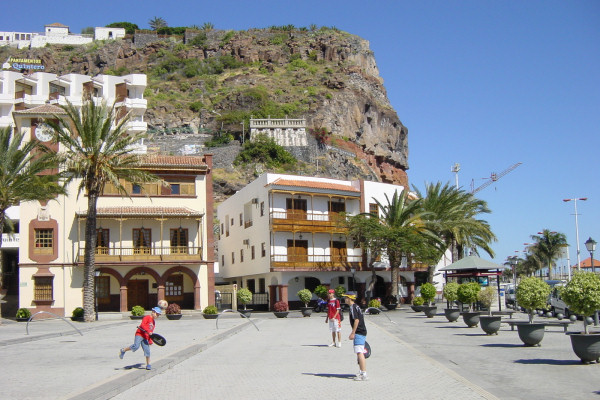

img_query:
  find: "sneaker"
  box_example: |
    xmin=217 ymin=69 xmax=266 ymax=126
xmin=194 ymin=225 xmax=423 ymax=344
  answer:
xmin=146 ymin=364 xmax=152 ymax=370
xmin=119 ymin=349 xmax=125 ymax=359
xmin=353 ymin=373 xmax=368 ymax=381
xmin=336 ymin=342 xmax=341 ymax=348
xmin=328 ymin=343 xmax=336 ymax=347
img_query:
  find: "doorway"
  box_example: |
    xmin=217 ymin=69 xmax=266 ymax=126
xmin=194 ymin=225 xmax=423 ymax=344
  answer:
xmin=127 ymin=279 xmax=149 ymax=310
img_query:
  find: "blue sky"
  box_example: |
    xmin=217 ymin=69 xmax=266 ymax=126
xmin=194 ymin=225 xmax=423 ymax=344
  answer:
xmin=2 ymin=1 xmax=599 ymax=269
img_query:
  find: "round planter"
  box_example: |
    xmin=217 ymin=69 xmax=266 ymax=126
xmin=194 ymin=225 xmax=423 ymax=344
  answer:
xmin=479 ymin=315 xmax=502 ymax=335
xmin=300 ymin=307 xmax=313 ymax=317
xmin=129 ymin=315 xmax=144 ymax=320
xmin=422 ymin=306 xmax=438 ymax=318
xmin=384 ymin=303 xmax=398 ymax=311
xmin=16 ymin=317 xmax=30 ymax=322
xmin=70 ymin=316 xmax=84 ymax=322
xmin=240 ymin=310 xmax=252 ymax=318
xmin=166 ymin=314 xmax=183 ymax=320
xmin=273 ymin=311 xmax=289 ymax=318
xmin=567 ymin=332 xmax=600 ymax=364
xmin=516 ymin=323 xmax=546 ymax=346
xmin=461 ymin=311 xmax=481 ymax=328
xmin=202 ymin=313 xmax=218 ymax=319
xmin=410 ymin=305 xmax=424 ymax=312
xmin=444 ymin=308 xmax=461 ymax=322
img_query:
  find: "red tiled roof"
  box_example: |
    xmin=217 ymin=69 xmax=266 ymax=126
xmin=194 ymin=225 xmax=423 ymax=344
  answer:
xmin=139 ymin=154 xmax=207 ymax=169
xmin=269 ymin=178 xmax=360 ymax=193
xmin=46 ymin=23 xmax=68 ymax=27
xmin=572 ymin=257 xmax=600 ymax=269
xmin=76 ymin=206 xmax=203 ymax=218
xmin=12 ymin=104 xmax=66 ymax=115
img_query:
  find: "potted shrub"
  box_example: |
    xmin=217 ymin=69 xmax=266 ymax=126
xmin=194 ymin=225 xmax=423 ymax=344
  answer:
xmin=297 ymin=288 xmax=313 ymax=317
xmin=560 ymin=271 xmax=600 ymax=363
xmin=273 ymin=301 xmax=289 ymax=318
xmin=383 ymin=295 xmax=398 ymax=311
xmin=71 ymin=307 xmax=84 ymax=322
xmin=458 ymin=282 xmax=481 ymax=327
xmin=367 ymin=298 xmax=381 ymax=314
xmin=411 ymin=296 xmax=425 ymax=312
xmin=202 ymin=305 xmax=219 ymax=319
xmin=237 ymin=288 xmax=253 ymax=318
xmin=443 ymin=282 xmax=461 ymax=322
xmin=478 ymin=286 xmax=501 ymax=335
xmin=130 ymin=305 xmax=145 ymax=320
xmin=420 ymin=282 xmax=438 ymax=318
xmin=15 ymin=308 xmax=31 ymax=322
xmin=166 ymin=303 xmax=182 ymax=320
xmin=514 ymin=277 xmax=551 ymax=346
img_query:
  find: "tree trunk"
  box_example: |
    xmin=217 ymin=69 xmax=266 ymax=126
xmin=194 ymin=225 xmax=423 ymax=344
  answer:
xmin=83 ymin=193 xmax=98 ymax=322
xmin=547 ymin=258 xmax=553 ymax=280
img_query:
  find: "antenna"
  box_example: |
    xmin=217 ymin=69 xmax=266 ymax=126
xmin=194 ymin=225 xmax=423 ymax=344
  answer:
xmin=451 ymin=163 xmax=461 ymax=189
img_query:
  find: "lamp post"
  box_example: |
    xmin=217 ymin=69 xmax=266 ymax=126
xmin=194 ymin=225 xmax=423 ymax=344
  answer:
xmin=94 ymin=269 xmax=101 ymax=321
xmin=564 ymin=198 xmax=587 ymax=270
xmin=585 ymin=237 xmax=597 ymax=325
xmin=350 ymin=266 xmax=356 ymax=292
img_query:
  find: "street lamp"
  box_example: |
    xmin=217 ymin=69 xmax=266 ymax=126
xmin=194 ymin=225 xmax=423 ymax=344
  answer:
xmin=350 ymin=266 xmax=356 ymax=292
xmin=584 ymin=237 xmax=597 ymax=325
xmin=564 ymin=198 xmax=587 ymax=270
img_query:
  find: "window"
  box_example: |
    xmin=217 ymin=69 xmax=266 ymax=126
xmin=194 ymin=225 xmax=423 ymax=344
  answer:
xmin=247 ymin=279 xmax=256 ymax=293
xmin=133 ymin=228 xmax=151 ymax=254
xmin=34 ymin=276 xmax=53 ymax=301
xmin=261 ymin=242 xmax=266 ymax=257
xmin=221 ymin=255 xmax=225 ymax=266
xmin=239 ymin=213 xmax=243 ymax=226
xmin=166 ymin=275 xmax=183 ymax=297
xmin=96 ymin=276 xmax=110 ymax=304
xmin=170 ymin=228 xmax=188 ymax=254
xmin=329 ymin=198 xmax=346 ymax=213
xmin=369 ymin=203 xmax=379 ymax=216
xmin=240 ymin=249 xmax=244 ymax=262
xmin=231 ymin=252 xmax=235 ymax=264
xmin=96 ymin=229 xmax=109 ymax=254
xmin=259 ymin=278 xmax=266 ymax=293
xmin=225 ymin=216 xmax=230 ymax=237
xmin=171 ymin=184 xmax=180 ymax=195
xmin=251 ymin=245 xmax=255 ymax=260
xmin=260 ymin=201 xmax=265 ymax=216
xmin=34 ymin=229 xmax=54 ymax=254
xmin=132 ymin=184 xmax=141 ymax=195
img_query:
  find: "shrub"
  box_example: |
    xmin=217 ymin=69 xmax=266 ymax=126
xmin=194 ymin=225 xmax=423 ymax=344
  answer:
xmin=314 ymin=285 xmax=328 ymax=300
xmin=420 ymin=283 xmax=437 ymax=305
xmin=166 ymin=303 xmax=181 ymax=314
xmin=237 ymin=288 xmax=253 ymax=310
xmin=72 ymin=307 xmax=84 ymax=318
xmin=203 ymin=305 xmax=218 ymax=315
xmin=515 ymin=277 xmax=551 ymax=323
xmin=368 ymin=298 xmax=381 ymax=308
xmin=457 ymin=282 xmax=481 ymax=311
xmin=334 ymin=285 xmax=346 ymax=300
xmin=412 ymin=296 xmax=425 ymax=306
xmin=560 ymin=271 xmax=600 ymax=334
xmin=477 ymin=286 xmax=496 ymax=315
xmin=131 ymin=305 xmax=145 ymax=316
xmin=16 ymin=308 xmax=31 ymax=319
xmin=274 ymin=301 xmax=288 ymax=312
xmin=234 ymin=134 xmax=297 ymax=169
xmin=443 ymin=282 xmax=459 ymax=303
xmin=297 ymin=289 xmax=312 ymax=307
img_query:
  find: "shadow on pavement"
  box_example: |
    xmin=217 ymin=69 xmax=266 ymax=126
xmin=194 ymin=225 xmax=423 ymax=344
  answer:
xmin=480 ymin=343 xmax=528 ymax=348
xmin=302 ymin=344 xmax=330 ymax=347
xmin=514 ymin=358 xmax=582 ymax=366
xmin=302 ymin=373 xmax=355 ymax=379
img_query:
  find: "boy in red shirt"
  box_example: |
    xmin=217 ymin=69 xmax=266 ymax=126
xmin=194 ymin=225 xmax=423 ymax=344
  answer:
xmin=119 ymin=306 xmax=161 ymax=370
xmin=325 ymin=289 xmax=342 ymax=347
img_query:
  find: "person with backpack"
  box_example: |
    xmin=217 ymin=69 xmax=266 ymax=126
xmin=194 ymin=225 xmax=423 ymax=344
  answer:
xmin=343 ymin=291 xmax=368 ymax=381
xmin=325 ymin=289 xmax=342 ymax=347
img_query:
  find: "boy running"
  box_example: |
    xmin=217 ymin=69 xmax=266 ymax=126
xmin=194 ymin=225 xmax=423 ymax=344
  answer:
xmin=119 ymin=306 xmax=161 ymax=370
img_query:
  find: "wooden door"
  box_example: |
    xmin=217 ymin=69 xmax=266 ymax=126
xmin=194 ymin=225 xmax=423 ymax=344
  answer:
xmin=331 ymin=240 xmax=347 ymax=263
xmin=127 ymin=279 xmax=149 ymax=310
xmin=287 ymin=239 xmax=308 ymax=263
xmin=286 ymin=198 xmax=307 ymax=220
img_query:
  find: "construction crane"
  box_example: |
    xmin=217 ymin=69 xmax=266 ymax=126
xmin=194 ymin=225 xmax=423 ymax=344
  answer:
xmin=471 ymin=162 xmax=522 ymax=194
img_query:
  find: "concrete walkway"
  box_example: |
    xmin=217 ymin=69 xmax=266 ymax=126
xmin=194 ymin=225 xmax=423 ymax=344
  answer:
xmin=0 ymin=307 xmax=598 ymax=399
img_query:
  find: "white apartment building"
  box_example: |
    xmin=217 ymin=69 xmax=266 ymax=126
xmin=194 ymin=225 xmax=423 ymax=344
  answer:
xmin=1 ymin=23 xmax=125 ymax=49
xmin=217 ymin=173 xmax=432 ymax=309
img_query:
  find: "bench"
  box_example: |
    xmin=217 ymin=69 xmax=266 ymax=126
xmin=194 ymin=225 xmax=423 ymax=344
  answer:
xmin=491 ymin=311 xmax=516 ymax=319
xmin=504 ymin=320 xmax=574 ymax=333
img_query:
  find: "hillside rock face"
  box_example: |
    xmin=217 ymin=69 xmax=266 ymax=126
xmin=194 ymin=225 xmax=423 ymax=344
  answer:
xmin=1 ymin=28 xmax=409 ymax=186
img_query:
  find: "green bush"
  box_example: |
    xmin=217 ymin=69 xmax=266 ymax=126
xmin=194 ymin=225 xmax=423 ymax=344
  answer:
xmin=457 ymin=282 xmax=481 ymax=310
xmin=334 ymin=285 xmax=346 ymax=300
xmin=443 ymin=282 xmax=459 ymax=303
xmin=131 ymin=305 xmax=145 ymax=316
xmin=297 ymin=289 xmax=312 ymax=307
xmin=368 ymin=298 xmax=381 ymax=308
xmin=477 ymin=286 xmax=496 ymax=315
xmin=237 ymin=288 xmax=253 ymax=310
xmin=561 ymin=272 xmax=600 ymax=333
xmin=420 ymin=283 xmax=437 ymax=305
xmin=234 ymin=134 xmax=297 ymax=169
xmin=412 ymin=296 xmax=425 ymax=306
xmin=203 ymin=305 xmax=218 ymax=315
xmin=72 ymin=307 xmax=84 ymax=318
xmin=16 ymin=308 xmax=31 ymax=319
xmin=515 ymin=277 xmax=551 ymax=323
xmin=314 ymin=285 xmax=328 ymax=300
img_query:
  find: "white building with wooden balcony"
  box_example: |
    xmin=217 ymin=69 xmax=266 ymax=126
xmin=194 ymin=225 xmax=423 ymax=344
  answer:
xmin=217 ymin=173 xmax=424 ymax=309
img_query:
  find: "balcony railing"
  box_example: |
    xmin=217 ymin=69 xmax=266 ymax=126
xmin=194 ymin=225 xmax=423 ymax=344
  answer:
xmin=1 ymin=233 xmax=19 ymax=248
xmin=270 ymin=254 xmax=362 ymax=270
xmin=271 ymin=210 xmax=347 ymax=232
xmin=76 ymin=245 xmax=203 ymax=262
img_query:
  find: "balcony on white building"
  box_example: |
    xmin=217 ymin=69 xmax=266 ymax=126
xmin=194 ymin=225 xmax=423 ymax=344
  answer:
xmin=1 ymin=233 xmax=19 ymax=249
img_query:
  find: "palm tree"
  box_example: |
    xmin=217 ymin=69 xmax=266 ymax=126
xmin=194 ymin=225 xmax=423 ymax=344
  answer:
xmin=0 ymin=127 xmax=64 ymax=320
xmin=48 ymin=100 xmax=162 ymax=322
xmin=149 ymin=17 xmax=168 ymax=31
xmin=529 ymin=229 xmax=567 ymax=280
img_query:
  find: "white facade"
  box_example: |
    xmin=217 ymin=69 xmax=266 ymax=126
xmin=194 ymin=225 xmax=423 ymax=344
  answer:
xmin=94 ymin=27 xmax=126 ymax=41
xmin=0 ymin=23 xmax=125 ymax=49
xmin=249 ymin=118 xmax=308 ymax=147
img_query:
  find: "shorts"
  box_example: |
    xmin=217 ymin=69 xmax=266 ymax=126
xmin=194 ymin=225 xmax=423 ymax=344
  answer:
xmin=328 ymin=318 xmax=341 ymax=332
xmin=130 ymin=335 xmax=151 ymax=357
xmin=353 ymin=334 xmax=366 ymax=354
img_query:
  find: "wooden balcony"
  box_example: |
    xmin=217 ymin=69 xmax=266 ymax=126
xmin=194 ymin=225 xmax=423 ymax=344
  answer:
xmin=270 ymin=211 xmax=347 ymax=233
xmin=270 ymin=254 xmax=362 ymax=271
xmin=77 ymin=246 xmax=203 ymax=263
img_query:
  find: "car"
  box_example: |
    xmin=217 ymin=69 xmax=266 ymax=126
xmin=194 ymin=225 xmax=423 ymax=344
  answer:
xmin=504 ymin=284 xmax=516 ymax=308
xmin=548 ymin=283 xmax=570 ymax=317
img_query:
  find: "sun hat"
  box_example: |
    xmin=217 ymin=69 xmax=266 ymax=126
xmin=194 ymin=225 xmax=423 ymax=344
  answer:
xmin=343 ymin=292 xmax=357 ymax=300
xmin=152 ymin=306 xmax=162 ymax=314
xmin=328 ymin=289 xmax=335 ymax=293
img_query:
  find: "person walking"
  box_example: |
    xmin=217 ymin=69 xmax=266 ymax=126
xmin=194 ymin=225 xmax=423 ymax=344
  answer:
xmin=119 ymin=306 xmax=161 ymax=370
xmin=343 ymin=292 xmax=368 ymax=381
xmin=325 ymin=289 xmax=342 ymax=347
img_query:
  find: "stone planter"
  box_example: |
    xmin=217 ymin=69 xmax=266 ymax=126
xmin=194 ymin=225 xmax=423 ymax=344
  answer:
xmin=461 ymin=311 xmax=481 ymax=328
xmin=129 ymin=315 xmax=144 ymax=320
xmin=444 ymin=308 xmax=461 ymax=322
xmin=166 ymin=314 xmax=183 ymax=320
xmin=202 ymin=313 xmax=218 ymax=319
xmin=384 ymin=303 xmax=398 ymax=311
xmin=410 ymin=305 xmax=424 ymax=312
xmin=479 ymin=315 xmax=502 ymax=335
xmin=273 ymin=311 xmax=289 ymax=318
xmin=70 ymin=316 xmax=84 ymax=322
xmin=422 ymin=306 xmax=438 ymax=318
xmin=516 ymin=323 xmax=546 ymax=346
xmin=16 ymin=317 xmax=30 ymax=322
xmin=239 ymin=309 xmax=252 ymax=318
xmin=300 ymin=307 xmax=313 ymax=317
xmin=567 ymin=332 xmax=600 ymax=364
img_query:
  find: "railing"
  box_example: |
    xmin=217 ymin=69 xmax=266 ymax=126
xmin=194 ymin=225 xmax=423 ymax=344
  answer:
xmin=272 ymin=254 xmax=361 ymax=263
xmin=271 ymin=210 xmax=347 ymax=232
xmin=76 ymin=245 xmax=203 ymax=262
xmin=271 ymin=210 xmax=346 ymax=223
xmin=271 ymin=254 xmax=362 ymax=270
xmin=249 ymin=118 xmax=306 ymax=128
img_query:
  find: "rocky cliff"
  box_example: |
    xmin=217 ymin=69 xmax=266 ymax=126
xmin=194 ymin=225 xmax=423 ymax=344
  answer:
xmin=0 ymin=27 xmax=409 ymax=187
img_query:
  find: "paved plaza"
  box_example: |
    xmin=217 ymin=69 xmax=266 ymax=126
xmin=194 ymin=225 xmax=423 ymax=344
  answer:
xmin=0 ymin=307 xmax=598 ymax=399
